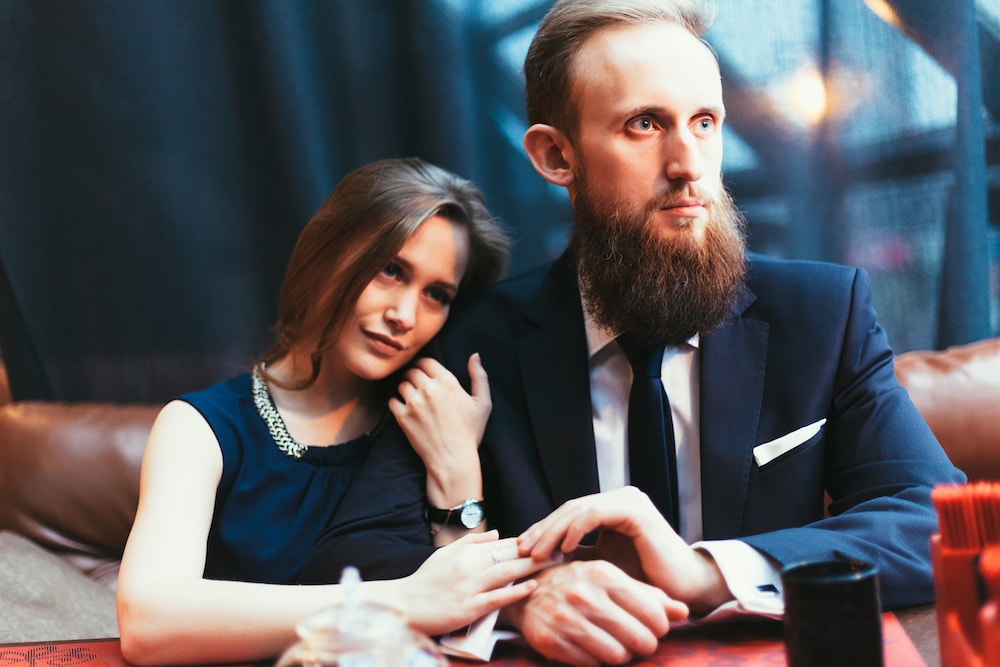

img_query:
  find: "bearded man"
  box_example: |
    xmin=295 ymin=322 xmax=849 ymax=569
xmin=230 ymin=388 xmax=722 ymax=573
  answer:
xmin=301 ymin=1 xmax=963 ymax=666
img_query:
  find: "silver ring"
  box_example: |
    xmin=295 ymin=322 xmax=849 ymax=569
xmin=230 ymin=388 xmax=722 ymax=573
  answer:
xmin=492 ymin=548 xmax=503 ymax=566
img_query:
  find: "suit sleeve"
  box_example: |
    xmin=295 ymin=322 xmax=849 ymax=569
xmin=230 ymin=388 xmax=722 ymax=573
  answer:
xmin=298 ymin=418 xmax=435 ymax=583
xmin=739 ymin=267 xmax=966 ymax=608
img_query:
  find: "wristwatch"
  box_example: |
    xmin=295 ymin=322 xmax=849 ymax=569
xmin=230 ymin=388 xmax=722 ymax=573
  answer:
xmin=426 ymin=498 xmax=485 ymax=529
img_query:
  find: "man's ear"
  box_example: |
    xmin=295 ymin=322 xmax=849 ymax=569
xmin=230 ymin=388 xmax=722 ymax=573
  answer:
xmin=523 ymin=124 xmax=576 ymax=187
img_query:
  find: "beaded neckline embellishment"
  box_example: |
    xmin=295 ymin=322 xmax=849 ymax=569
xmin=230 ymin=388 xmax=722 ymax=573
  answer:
xmin=251 ymin=366 xmax=308 ymax=459
xmin=251 ymin=366 xmax=387 ymax=460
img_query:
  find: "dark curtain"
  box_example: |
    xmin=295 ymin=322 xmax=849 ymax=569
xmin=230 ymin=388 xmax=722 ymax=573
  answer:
xmin=1 ymin=0 xmax=997 ymax=403
xmin=0 ymin=0 xmax=556 ymax=402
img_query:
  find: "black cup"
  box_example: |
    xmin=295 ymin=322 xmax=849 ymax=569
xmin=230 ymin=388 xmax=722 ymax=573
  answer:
xmin=781 ymin=559 xmax=883 ymax=667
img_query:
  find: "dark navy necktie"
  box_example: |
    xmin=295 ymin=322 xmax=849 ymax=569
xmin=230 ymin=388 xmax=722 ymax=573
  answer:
xmin=618 ymin=336 xmax=680 ymax=531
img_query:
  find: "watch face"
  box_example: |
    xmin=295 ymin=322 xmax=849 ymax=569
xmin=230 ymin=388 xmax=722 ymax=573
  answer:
xmin=460 ymin=501 xmax=484 ymax=528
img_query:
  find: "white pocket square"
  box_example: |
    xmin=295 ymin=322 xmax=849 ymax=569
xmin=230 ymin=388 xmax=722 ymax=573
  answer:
xmin=753 ymin=418 xmax=827 ymax=467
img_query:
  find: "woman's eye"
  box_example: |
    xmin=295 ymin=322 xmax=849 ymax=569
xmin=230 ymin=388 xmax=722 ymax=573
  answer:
xmin=426 ymin=288 xmax=454 ymax=306
xmin=382 ymin=262 xmax=402 ymax=279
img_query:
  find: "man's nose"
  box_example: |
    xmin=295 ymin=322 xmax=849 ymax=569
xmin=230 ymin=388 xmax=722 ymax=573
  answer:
xmin=664 ymin=129 xmax=704 ymax=183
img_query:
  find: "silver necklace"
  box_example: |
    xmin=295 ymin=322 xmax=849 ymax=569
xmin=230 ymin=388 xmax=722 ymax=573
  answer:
xmin=251 ymin=365 xmax=308 ymax=459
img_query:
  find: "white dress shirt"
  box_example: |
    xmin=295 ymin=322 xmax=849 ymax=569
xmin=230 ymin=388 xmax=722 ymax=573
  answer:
xmin=586 ymin=321 xmax=704 ymax=540
xmin=439 ymin=304 xmax=785 ymax=661
xmin=584 ymin=309 xmax=783 ymax=621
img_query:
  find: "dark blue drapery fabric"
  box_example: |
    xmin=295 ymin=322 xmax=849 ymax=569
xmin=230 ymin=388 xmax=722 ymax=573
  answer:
xmin=1 ymin=0 xmax=996 ymax=402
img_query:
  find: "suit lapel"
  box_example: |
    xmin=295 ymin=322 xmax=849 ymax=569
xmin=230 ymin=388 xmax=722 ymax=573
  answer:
xmin=699 ymin=285 xmax=768 ymax=539
xmin=511 ymin=258 xmax=771 ymax=527
xmin=518 ymin=258 xmax=601 ymax=505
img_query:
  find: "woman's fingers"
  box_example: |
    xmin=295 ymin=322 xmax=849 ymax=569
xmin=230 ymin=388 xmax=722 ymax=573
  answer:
xmin=451 ymin=529 xmax=500 ymax=546
xmin=486 ymin=549 xmax=564 ymax=584
xmin=445 ymin=533 xmax=563 ymax=586
xmin=471 ymin=578 xmax=539 ymax=611
xmin=467 ymin=353 xmax=490 ymax=401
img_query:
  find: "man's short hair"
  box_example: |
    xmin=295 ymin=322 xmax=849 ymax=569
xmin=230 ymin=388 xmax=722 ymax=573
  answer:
xmin=523 ymin=0 xmax=716 ymax=139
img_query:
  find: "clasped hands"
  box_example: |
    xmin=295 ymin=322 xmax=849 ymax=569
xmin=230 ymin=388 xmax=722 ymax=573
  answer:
xmin=506 ymin=486 xmax=734 ymax=667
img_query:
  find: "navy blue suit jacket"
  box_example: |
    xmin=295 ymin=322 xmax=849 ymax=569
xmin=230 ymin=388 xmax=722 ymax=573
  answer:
xmin=300 ymin=253 xmax=964 ymax=608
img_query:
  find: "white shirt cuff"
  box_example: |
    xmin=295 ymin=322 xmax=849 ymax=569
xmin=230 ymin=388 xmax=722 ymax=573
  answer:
xmin=437 ymin=540 xmax=783 ymax=660
xmin=692 ymin=539 xmax=784 ymax=621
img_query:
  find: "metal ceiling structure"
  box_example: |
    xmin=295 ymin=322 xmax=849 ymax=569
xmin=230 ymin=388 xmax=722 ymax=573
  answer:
xmin=459 ymin=0 xmax=998 ymax=349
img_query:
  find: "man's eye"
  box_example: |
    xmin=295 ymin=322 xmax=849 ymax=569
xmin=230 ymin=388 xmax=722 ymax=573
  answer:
xmin=628 ymin=116 xmax=655 ymax=132
xmin=694 ymin=117 xmax=715 ymax=132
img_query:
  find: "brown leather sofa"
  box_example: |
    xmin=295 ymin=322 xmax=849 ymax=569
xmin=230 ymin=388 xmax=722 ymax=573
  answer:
xmin=893 ymin=337 xmax=1000 ymax=482
xmin=0 ymin=368 xmax=159 ymax=642
xmin=0 ymin=337 xmax=997 ymax=642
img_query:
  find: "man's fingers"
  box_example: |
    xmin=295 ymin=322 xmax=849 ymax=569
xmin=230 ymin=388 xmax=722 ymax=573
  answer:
xmin=667 ymin=601 xmax=689 ymax=621
xmin=532 ymin=634 xmax=603 ymax=667
xmin=520 ymin=506 xmax=598 ymax=560
xmin=569 ymin=621 xmax=644 ymax=666
xmin=532 ymin=510 xmax=592 ymax=556
xmin=528 ymin=606 xmax=643 ymax=667
xmin=531 ymin=562 xmax=670 ymax=665
xmin=540 ymin=626 xmax=626 ymax=667
xmin=603 ymin=575 xmax=687 ymax=634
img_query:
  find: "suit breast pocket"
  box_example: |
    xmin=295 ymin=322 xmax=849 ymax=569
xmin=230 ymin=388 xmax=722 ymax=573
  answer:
xmin=753 ymin=418 xmax=827 ymax=470
xmin=746 ymin=423 xmax=829 ymax=531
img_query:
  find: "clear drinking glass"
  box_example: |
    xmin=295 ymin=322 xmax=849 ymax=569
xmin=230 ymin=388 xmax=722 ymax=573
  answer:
xmin=274 ymin=568 xmax=447 ymax=667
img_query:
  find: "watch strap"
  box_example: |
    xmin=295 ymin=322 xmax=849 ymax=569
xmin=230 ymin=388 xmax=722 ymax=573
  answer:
xmin=426 ymin=498 xmax=484 ymax=527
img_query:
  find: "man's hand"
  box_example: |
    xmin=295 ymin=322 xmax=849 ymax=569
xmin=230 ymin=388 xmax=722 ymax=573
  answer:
xmin=501 ymin=559 xmax=688 ymax=667
xmin=517 ymin=487 xmax=734 ymax=614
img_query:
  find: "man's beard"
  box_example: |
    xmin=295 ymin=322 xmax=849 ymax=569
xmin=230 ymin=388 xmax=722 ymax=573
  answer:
xmin=568 ymin=178 xmax=748 ymax=348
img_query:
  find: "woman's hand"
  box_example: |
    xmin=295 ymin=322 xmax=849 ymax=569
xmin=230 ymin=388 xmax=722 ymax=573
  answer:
xmin=389 ymin=354 xmax=490 ymax=512
xmin=396 ymin=531 xmax=558 ymax=637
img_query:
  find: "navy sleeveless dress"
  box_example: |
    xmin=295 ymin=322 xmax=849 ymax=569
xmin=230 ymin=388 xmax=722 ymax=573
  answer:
xmin=180 ymin=373 xmax=372 ymax=584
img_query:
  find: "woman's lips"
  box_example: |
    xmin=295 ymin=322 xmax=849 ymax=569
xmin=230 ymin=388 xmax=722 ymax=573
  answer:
xmin=364 ymin=330 xmax=404 ymax=353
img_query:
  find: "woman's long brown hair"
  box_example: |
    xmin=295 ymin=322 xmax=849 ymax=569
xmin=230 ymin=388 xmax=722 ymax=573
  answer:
xmin=257 ymin=157 xmax=509 ymax=390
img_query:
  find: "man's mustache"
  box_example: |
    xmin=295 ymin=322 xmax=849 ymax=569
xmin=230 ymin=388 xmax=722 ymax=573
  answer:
xmin=646 ymin=184 xmax=715 ymax=213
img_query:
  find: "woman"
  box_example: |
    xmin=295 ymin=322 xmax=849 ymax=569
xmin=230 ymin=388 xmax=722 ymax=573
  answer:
xmin=117 ymin=158 xmax=543 ymax=665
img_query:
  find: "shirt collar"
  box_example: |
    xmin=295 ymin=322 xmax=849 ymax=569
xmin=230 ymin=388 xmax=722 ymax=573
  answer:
xmin=582 ymin=297 xmax=700 ymax=360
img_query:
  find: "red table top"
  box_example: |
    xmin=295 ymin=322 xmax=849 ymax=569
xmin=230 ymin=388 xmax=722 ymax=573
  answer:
xmin=0 ymin=612 xmax=925 ymax=667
